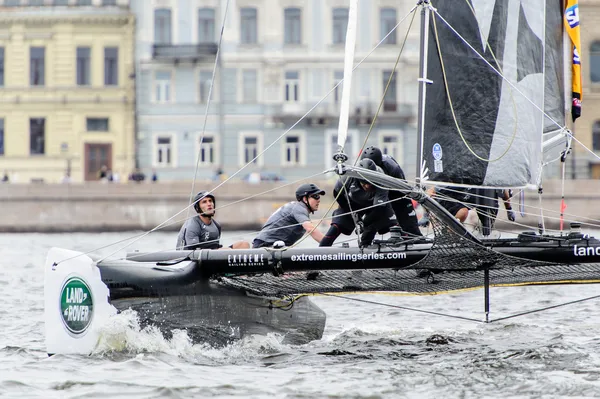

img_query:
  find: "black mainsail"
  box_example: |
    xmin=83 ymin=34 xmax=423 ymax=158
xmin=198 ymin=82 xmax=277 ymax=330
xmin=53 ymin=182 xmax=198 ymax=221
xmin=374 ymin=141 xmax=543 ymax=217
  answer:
xmin=421 ymin=0 xmax=566 ymax=188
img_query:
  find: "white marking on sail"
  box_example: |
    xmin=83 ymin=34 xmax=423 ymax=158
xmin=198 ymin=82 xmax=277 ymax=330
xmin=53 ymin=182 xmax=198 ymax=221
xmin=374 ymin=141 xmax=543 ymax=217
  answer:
xmin=520 ymin=0 xmax=543 ymax=41
xmin=484 ymin=0 xmax=544 ymax=187
xmin=471 ymin=0 xmax=498 ymax=52
xmin=336 ymin=0 xmax=359 ymax=151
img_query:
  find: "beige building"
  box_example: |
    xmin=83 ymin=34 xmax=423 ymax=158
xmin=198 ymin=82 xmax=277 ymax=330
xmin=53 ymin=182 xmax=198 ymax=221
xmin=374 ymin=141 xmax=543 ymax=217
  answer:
xmin=577 ymin=0 xmax=600 ymax=178
xmin=0 ymin=1 xmax=135 ymax=183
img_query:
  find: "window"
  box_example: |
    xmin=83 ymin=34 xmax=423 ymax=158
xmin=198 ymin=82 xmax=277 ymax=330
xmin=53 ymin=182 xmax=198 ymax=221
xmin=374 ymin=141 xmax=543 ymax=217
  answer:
xmin=30 ymin=118 xmax=45 ymax=155
xmin=243 ymin=136 xmax=259 ymax=164
xmin=592 ymin=41 xmax=600 ymax=83
xmin=332 ymin=8 xmax=349 ymax=44
xmin=104 ymin=47 xmax=118 ymax=86
xmin=380 ymin=8 xmax=397 ymax=45
xmin=30 ymin=47 xmax=45 ymax=86
xmin=198 ymin=71 xmax=213 ymax=103
xmin=283 ymin=135 xmax=302 ymax=165
xmin=0 ymin=119 xmax=4 ymax=156
xmin=154 ymin=71 xmax=172 ymax=103
xmin=102 ymin=0 xmax=117 ymax=5
xmin=0 ymin=48 xmax=4 ymax=87
xmin=240 ymin=8 xmax=257 ymax=44
xmin=77 ymin=0 xmax=92 ymax=5
xmin=156 ymin=136 xmax=173 ymax=167
xmin=285 ymin=71 xmax=299 ymax=102
xmin=326 ymin=129 xmax=358 ymax=165
xmin=4 ymin=0 xmax=20 ymax=6
xmin=284 ymin=8 xmax=301 ymax=45
xmin=242 ymin=69 xmax=257 ymax=103
xmin=53 ymin=0 xmax=68 ymax=5
xmin=28 ymin=0 xmax=45 ymax=5
xmin=86 ymin=118 xmax=109 ymax=132
xmin=198 ymin=8 xmax=215 ymax=43
xmin=198 ymin=135 xmax=217 ymax=165
xmin=333 ymin=70 xmax=343 ymax=104
xmin=76 ymin=47 xmax=91 ymax=86
xmin=154 ymin=8 xmax=172 ymax=45
xmin=593 ymin=121 xmax=600 ymax=151
xmin=380 ymin=134 xmax=402 ymax=162
xmin=383 ymin=70 xmax=397 ymax=111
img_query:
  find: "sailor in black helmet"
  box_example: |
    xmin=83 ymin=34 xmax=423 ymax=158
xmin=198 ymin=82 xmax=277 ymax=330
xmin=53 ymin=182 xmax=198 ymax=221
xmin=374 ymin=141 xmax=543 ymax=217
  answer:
xmin=360 ymin=146 xmax=422 ymax=237
xmin=176 ymin=191 xmax=250 ymax=250
xmin=320 ymin=158 xmax=397 ymax=248
xmin=252 ymin=183 xmax=325 ymax=248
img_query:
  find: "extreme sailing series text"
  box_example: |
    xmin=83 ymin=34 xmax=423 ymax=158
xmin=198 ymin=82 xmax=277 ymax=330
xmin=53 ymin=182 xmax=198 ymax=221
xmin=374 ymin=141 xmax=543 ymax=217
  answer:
xmin=291 ymin=252 xmax=406 ymax=262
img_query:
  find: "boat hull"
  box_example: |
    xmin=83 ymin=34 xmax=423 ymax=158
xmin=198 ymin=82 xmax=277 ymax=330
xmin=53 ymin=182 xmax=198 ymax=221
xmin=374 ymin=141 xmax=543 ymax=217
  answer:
xmin=111 ymin=289 xmax=325 ymax=346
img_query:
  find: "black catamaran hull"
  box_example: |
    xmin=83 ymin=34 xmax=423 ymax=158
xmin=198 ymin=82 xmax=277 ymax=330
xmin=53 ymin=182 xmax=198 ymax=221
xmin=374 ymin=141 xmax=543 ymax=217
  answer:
xmin=96 ymin=258 xmax=326 ymax=346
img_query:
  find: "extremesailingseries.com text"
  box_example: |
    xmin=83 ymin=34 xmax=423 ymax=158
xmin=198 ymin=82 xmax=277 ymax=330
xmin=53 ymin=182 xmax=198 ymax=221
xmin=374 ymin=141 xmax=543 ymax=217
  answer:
xmin=290 ymin=252 xmax=406 ymax=262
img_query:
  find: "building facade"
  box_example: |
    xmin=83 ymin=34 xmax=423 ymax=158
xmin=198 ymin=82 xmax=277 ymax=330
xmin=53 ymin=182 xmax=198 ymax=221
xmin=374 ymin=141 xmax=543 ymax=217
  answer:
xmin=0 ymin=0 xmax=135 ymax=183
xmin=132 ymin=0 xmax=420 ymax=182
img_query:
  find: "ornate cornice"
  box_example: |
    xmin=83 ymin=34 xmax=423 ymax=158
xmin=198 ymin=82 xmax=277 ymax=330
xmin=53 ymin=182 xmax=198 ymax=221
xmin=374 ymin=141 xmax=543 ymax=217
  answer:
xmin=0 ymin=10 xmax=133 ymax=25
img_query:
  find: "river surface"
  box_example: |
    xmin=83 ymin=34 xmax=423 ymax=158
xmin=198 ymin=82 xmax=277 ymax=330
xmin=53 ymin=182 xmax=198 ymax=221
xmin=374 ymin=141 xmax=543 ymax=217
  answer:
xmin=2 ymin=231 xmax=600 ymax=398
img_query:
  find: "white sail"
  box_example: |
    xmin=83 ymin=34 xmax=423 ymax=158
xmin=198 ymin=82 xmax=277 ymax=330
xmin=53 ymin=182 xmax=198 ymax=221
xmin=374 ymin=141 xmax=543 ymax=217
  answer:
xmin=336 ymin=0 xmax=359 ymax=152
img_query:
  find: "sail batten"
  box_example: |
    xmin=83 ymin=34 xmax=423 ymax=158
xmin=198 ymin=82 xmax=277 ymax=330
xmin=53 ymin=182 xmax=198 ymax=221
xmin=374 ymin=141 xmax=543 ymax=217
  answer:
xmin=421 ymin=0 xmax=567 ymax=189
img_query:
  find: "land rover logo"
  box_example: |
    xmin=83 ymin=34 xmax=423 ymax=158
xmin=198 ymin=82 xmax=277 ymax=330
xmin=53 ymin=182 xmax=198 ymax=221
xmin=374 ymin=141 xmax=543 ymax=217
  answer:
xmin=60 ymin=277 xmax=93 ymax=335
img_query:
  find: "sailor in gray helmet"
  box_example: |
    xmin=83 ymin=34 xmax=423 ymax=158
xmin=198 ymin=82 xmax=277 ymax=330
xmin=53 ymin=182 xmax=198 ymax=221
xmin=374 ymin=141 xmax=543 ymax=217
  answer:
xmin=252 ymin=183 xmax=326 ymax=248
xmin=176 ymin=191 xmax=250 ymax=250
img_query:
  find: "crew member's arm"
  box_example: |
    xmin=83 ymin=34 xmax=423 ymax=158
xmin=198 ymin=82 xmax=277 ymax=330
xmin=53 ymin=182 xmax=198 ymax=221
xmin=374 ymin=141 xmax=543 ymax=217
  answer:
xmin=502 ymin=189 xmax=516 ymax=221
xmin=302 ymin=221 xmax=325 ymax=243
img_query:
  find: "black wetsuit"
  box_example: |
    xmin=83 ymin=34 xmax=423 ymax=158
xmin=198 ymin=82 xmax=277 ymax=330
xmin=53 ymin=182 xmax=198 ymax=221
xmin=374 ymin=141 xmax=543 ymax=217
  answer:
xmin=377 ymin=155 xmax=422 ymax=237
xmin=320 ymin=176 xmax=397 ymax=247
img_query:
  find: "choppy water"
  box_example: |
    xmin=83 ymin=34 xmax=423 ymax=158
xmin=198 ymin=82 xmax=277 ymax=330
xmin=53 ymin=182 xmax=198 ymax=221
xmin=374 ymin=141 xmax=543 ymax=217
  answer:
xmin=3 ymin=231 xmax=600 ymax=398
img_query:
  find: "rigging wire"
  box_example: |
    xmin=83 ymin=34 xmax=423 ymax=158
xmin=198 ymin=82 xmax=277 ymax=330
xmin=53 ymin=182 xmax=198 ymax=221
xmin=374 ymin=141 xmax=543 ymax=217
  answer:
xmin=290 ymin=5 xmax=418 ymax=249
xmin=186 ymin=0 xmax=231 ymax=221
xmin=321 ymin=290 xmax=600 ymax=324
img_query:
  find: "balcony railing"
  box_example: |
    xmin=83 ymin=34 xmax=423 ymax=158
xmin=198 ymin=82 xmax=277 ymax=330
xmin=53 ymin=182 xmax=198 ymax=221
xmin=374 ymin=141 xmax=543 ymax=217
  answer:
xmin=271 ymin=102 xmax=414 ymax=120
xmin=152 ymin=43 xmax=218 ymax=62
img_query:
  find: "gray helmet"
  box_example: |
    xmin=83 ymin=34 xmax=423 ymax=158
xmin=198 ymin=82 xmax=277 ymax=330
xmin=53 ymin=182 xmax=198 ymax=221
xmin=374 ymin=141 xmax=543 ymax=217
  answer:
xmin=358 ymin=158 xmax=377 ymax=171
xmin=361 ymin=146 xmax=383 ymax=167
xmin=295 ymin=183 xmax=326 ymax=201
xmin=193 ymin=191 xmax=216 ymax=213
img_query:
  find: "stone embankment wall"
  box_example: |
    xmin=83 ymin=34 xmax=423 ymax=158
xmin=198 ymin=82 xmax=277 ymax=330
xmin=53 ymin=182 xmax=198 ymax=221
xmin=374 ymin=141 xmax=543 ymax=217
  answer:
xmin=0 ymin=180 xmax=597 ymax=233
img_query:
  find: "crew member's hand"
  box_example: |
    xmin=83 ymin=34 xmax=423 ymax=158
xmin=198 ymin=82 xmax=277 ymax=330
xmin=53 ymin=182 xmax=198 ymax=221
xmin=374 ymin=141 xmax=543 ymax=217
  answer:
xmin=506 ymin=208 xmax=516 ymax=222
xmin=355 ymin=221 xmax=364 ymax=235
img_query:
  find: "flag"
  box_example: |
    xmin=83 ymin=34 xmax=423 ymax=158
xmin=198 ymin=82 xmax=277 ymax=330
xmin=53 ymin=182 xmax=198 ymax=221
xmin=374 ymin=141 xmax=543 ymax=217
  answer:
xmin=564 ymin=0 xmax=582 ymax=122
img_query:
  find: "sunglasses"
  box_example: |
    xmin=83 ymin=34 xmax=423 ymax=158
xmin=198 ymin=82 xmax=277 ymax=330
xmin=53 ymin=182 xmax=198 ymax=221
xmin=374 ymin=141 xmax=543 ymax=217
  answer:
xmin=309 ymin=194 xmax=321 ymax=200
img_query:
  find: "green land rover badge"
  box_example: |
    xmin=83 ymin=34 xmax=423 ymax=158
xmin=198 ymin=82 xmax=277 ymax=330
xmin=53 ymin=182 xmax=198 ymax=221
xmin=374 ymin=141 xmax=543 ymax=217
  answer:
xmin=60 ymin=277 xmax=93 ymax=335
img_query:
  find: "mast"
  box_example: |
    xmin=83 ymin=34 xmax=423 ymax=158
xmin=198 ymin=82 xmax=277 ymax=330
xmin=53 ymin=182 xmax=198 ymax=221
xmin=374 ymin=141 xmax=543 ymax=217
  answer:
xmin=415 ymin=0 xmax=432 ymax=186
xmin=333 ymin=0 xmax=359 ymax=171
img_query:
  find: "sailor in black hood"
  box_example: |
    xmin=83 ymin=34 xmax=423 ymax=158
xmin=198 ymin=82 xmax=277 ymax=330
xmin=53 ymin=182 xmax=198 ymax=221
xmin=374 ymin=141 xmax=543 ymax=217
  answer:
xmin=360 ymin=146 xmax=422 ymax=237
xmin=320 ymin=158 xmax=397 ymax=248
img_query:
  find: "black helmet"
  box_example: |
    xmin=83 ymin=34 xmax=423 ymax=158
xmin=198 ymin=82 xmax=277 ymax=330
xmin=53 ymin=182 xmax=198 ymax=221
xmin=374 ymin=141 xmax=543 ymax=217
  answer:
xmin=361 ymin=146 xmax=383 ymax=166
xmin=193 ymin=191 xmax=216 ymax=213
xmin=295 ymin=183 xmax=326 ymax=201
xmin=358 ymin=158 xmax=377 ymax=171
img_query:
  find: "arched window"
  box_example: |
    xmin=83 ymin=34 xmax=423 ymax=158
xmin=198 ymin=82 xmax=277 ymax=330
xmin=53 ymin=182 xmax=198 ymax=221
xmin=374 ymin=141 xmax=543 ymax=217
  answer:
xmin=591 ymin=41 xmax=600 ymax=83
xmin=593 ymin=121 xmax=600 ymax=151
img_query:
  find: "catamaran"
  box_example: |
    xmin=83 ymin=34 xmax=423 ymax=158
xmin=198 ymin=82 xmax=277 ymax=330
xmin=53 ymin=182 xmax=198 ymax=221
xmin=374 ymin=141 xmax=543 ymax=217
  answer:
xmin=45 ymin=0 xmax=600 ymax=355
